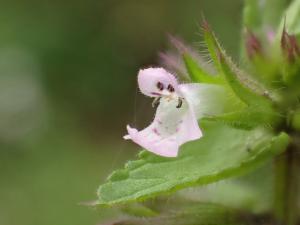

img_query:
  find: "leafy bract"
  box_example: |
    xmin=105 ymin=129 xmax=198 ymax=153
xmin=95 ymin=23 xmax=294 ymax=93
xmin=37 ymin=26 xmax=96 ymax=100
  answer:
xmin=97 ymin=121 xmax=289 ymax=206
xmin=201 ymin=22 xmax=282 ymax=129
xmin=202 ymin=22 xmax=274 ymax=108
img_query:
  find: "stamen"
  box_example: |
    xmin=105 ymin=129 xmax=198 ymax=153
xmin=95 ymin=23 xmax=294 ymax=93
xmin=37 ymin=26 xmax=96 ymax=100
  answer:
xmin=176 ymin=98 xmax=183 ymax=108
xmin=152 ymin=97 xmax=161 ymax=108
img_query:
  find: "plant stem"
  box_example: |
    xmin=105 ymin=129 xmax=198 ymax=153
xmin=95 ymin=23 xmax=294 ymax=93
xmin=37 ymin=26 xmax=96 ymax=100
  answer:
xmin=274 ymin=140 xmax=300 ymax=225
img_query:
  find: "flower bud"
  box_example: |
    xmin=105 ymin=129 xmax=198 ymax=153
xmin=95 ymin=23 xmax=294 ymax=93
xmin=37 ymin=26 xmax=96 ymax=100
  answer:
xmin=245 ymin=29 xmax=262 ymax=59
xmin=281 ymin=27 xmax=300 ymax=63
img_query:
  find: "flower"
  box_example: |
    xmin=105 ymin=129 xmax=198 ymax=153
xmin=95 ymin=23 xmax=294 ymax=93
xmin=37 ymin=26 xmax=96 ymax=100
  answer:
xmin=124 ymin=68 xmax=225 ymax=157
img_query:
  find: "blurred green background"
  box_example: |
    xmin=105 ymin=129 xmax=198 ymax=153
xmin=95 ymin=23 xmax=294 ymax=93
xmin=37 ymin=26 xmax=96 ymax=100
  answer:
xmin=0 ymin=1 xmax=242 ymax=224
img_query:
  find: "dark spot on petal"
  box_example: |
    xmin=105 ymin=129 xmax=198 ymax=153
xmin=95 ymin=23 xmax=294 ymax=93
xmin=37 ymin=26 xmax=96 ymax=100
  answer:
xmin=157 ymin=82 xmax=164 ymax=91
xmin=152 ymin=128 xmax=160 ymax=136
xmin=167 ymin=84 xmax=175 ymax=92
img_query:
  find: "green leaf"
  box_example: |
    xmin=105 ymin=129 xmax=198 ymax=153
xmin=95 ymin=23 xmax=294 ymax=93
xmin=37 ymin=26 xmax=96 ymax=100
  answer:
xmin=183 ymin=54 xmax=221 ymax=84
xmin=202 ymin=21 xmax=274 ymax=108
xmin=181 ymin=163 xmax=275 ymax=214
xmin=203 ymin=107 xmax=281 ymax=130
xmin=97 ymin=121 xmax=289 ymax=206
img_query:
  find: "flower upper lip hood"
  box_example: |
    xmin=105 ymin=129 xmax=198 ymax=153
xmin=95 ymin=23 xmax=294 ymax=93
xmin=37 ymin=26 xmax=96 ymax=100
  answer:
xmin=137 ymin=68 xmax=180 ymax=97
xmin=124 ymin=67 xmax=226 ymax=157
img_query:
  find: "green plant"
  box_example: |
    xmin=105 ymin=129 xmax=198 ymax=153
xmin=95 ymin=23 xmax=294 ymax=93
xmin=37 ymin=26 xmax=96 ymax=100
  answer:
xmin=96 ymin=1 xmax=300 ymax=224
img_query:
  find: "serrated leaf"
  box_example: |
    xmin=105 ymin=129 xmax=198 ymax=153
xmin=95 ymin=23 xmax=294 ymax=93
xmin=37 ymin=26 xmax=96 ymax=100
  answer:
xmin=181 ymin=162 xmax=275 ymax=214
xmin=97 ymin=122 xmax=289 ymax=206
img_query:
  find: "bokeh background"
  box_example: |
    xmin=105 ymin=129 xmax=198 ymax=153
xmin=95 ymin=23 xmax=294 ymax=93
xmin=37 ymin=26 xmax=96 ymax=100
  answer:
xmin=0 ymin=1 xmax=242 ymax=224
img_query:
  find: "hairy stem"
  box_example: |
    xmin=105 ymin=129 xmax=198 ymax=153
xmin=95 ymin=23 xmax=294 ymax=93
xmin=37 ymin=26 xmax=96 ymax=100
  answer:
xmin=274 ymin=139 xmax=300 ymax=225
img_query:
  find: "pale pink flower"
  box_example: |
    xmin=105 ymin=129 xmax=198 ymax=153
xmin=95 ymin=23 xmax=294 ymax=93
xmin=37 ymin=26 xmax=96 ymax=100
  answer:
xmin=124 ymin=68 xmax=224 ymax=157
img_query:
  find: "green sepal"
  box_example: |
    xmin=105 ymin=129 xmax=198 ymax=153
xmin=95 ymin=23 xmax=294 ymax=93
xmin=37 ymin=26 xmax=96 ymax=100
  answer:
xmin=183 ymin=53 xmax=221 ymax=84
xmin=202 ymin=21 xmax=274 ymax=108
